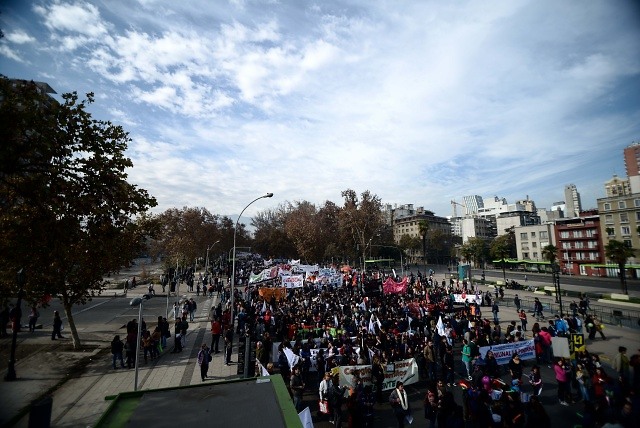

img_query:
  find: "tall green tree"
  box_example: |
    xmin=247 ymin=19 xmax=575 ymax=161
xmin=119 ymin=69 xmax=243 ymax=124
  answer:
xmin=0 ymin=79 xmax=157 ymax=349
xmin=491 ymin=235 xmax=515 ymax=284
xmin=605 ymin=240 xmax=635 ymax=294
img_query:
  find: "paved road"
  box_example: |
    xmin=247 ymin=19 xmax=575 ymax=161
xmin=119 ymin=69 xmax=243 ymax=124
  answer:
xmin=1 ymin=265 xmax=639 ymax=427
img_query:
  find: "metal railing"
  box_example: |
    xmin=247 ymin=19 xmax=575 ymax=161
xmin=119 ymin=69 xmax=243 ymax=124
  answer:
xmin=493 ymin=293 xmax=640 ymax=330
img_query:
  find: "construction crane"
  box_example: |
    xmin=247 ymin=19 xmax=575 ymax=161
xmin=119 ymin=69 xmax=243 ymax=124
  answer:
xmin=451 ymin=200 xmax=467 ymax=218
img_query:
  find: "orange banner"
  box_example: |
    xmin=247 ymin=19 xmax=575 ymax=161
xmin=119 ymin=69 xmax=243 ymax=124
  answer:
xmin=258 ymin=287 xmax=287 ymax=301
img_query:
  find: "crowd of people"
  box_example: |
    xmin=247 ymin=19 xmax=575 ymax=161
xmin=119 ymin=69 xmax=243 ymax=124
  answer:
xmin=98 ymin=259 xmax=639 ymax=427
xmin=214 ymin=260 xmax=639 ymax=428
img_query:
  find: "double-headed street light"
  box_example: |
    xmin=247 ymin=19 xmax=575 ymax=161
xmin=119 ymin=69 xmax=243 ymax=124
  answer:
xmin=205 ymin=240 xmax=221 ymax=275
xmin=229 ymin=193 xmax=273 ymax=340
xmin=130 ymin=294 xmax=152 ymax=391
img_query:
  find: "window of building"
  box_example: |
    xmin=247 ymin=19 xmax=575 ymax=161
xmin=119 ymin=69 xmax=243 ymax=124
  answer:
xmin=621 ymin=226 xmax=631 ymax=236
xmin=604 ymin=202 xmax=611 ymax=210
xmin=605 ymin=214 xmax=614 ymax=224
xmin=532 ymin=252 xmax=538 ymax=259
xmin=620 ymin=212 xmax=629 ymax=223
xmin=624 ymin=239 xmax=632 ymax=247
xmin=619 ymin=201 xmax=627 ymax=209
xmin=562 ymin=242 xmax=571 ymax=249
xmin=560 ymin=231 xmax=569 ymax=239
xmin=586 ymin=229 xmax=595 ymax=237
xmin=531 ymin=232 xmax=536 ymax=237
xmin=520 ymin=232 xmax=528 ymax=240
xmin=523 ymin=252 xmax=529 ymax=259
xmin=588 ymin=241 xmax=597 ymax=249
xmin=636 ymin=212 xmax=640 ymax=222
xmin=575 ymin=241 xmax=584 ymax=249
xmin=635 ymin=199 xmax=640 ymax=208
xmin=532 ymin=242 xmax=537 ymax=248
xmin=573 ymin=230 xmax=583 ymax=238
xmin=539 ymin=231 xmax=548 ymax=240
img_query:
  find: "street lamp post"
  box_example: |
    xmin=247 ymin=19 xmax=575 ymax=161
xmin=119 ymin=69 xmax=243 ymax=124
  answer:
xmin=229 ymin=193 xmax=273 ymax=343
xmin=552 ymin=262 xmax=564 ymax=317
xmin=205 ymin=240 xmax=220 ymax=276
xmin=5 ymin=269 xmax=25 ymax=381
xmin=130 ymin=294 xmax=151 ymax=391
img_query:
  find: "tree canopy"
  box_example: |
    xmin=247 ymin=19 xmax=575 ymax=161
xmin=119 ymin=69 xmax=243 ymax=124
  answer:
xmin=0 ymin=78 xmax=157 ymax=349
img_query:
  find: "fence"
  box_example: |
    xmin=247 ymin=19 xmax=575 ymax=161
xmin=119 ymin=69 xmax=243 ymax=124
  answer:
xmin=494 ymin=293 xmax=640 ymax=330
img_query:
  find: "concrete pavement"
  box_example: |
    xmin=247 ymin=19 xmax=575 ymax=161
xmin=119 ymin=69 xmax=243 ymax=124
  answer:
xmin=0 ymin=285 xmax=239 ymax=427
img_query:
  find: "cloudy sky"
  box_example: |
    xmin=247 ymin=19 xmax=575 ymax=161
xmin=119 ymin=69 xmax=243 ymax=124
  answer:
xmin=2 ymin=0 xmax=639 ymax=221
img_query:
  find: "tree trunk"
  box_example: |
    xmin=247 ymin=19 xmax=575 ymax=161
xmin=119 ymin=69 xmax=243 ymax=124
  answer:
xmin=62 ymin=292 xmax=82 ymax=350
xmin=619 ymin=263 xmax=627 ymax=294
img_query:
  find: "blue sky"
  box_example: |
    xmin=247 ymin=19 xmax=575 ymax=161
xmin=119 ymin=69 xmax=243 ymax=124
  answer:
xmin=1 ymin=0 xmax=639 ymax=220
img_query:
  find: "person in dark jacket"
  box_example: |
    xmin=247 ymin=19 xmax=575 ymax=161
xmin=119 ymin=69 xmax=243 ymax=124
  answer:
xmin=111 ymin=335 xmax=125 ymax=369
xmin=52 ymin=310 xmax=64 ymax=340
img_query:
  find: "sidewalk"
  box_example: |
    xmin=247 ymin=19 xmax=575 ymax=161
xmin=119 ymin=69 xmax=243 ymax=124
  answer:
xmin=0 ymin=286 xmax=240 ymax=428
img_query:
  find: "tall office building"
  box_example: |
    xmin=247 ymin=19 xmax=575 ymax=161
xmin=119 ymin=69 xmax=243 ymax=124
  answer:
xmin=462 ymin=195 xmax=484 ymax=215
xmin=564 ymin=184 xmax=582 ymax=218
xmin=624 ymin=142 xmax=640 ymax=193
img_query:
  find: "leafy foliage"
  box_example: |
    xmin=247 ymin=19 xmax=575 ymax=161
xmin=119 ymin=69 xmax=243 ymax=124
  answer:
xmin=0 ymin=79 xmax=157 ymax=349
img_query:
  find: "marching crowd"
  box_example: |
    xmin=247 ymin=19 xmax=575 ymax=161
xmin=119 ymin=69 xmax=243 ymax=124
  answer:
xmin=105 ymin=259 xmax=639 ymax=428
xmin=218 ymin=261 xmax=639 ymax=428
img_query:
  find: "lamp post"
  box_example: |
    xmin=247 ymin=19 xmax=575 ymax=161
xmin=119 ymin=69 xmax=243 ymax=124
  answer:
xmin=130 ymin=294 xmax=151 ymax=391
xmin=229 ymin=193 xmax=273 ymax=342
xmin=205 ymin=240 xmax=220 ymax=275
xmin=5 ymin=269 xmax=25 ymax=381
xmin=552 ymin=262 xmax=564 ymax=317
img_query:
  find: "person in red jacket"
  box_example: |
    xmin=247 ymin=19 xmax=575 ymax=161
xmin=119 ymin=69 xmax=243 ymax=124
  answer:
xmin=210 ymin=317 xmax=222 ymax=354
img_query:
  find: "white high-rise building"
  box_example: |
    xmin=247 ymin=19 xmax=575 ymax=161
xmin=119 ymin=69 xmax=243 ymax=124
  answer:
xmin=462 ymin=195 xmax=484 ymax=215
xmin=564 ymin=184 xmax=582 ymax=218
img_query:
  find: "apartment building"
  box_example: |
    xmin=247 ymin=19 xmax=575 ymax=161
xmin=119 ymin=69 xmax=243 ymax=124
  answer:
xmin=553 ymin=211 xmax=605 ymax=276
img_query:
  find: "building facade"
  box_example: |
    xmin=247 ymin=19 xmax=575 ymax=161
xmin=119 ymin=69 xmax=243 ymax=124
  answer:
xmin=514 ymin=224 xmax=555 ymax=262
xmin=624 ymin=142 xmax=640 ymax=193
xmin=553 ymin=211 xmax=605 ymax=276
xmin=564 ymin=184 xmax=582 ymax=218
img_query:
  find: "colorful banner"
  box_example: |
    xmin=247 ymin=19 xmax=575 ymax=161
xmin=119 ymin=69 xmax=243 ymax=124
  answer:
xmin=337 ymin=358 xmax=418 ymax=392
xmin=382 ymin=277 xmax=408 ymax=294
xmin=479 ymin=340 xmax=535 ymax=365
xmin=281 ymin=274 xmax=304 ymax=288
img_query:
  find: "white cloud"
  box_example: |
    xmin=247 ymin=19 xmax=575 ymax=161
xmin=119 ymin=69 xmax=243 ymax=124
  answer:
xmin=5 ymin=29 xmax=36 ymax=44
xmin=34 ymin=1 xmax=108 ymax=38
xmin=4 ymin=0 xmax=639 ymax=217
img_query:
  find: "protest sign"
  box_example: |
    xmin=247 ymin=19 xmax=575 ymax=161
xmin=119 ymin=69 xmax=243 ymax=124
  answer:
xmin=478 ymin=340 xmax=535 ymax=365
xmin=337 ymin=358 xmax=418 ymax=391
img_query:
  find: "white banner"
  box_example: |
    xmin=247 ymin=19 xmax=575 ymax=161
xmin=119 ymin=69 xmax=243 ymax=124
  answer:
xmin=282 ymin=275 xmax=304 ymax=289
xmin=478 ymin=340 xmax=536 ymax=365
xmin=336 ymin=358 xmax=419 ymax=392
xmin=452 ymin=293 xmax=482 ymax=304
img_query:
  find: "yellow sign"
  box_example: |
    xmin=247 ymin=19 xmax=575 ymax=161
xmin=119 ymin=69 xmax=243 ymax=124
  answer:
xmin=569 ymin=334 xmax=586 ymax=359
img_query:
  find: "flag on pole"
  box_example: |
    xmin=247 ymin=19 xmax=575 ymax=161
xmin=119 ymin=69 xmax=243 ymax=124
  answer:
xmin=284 ymin=347 xmax=301 ymax=368
xmin=257 ymin=361 xmax=270 ymax=377
xmin=298 ymin=407 xmax=314 ymax=428
xmin=436 ymin=316 xmax=446 ymax=336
